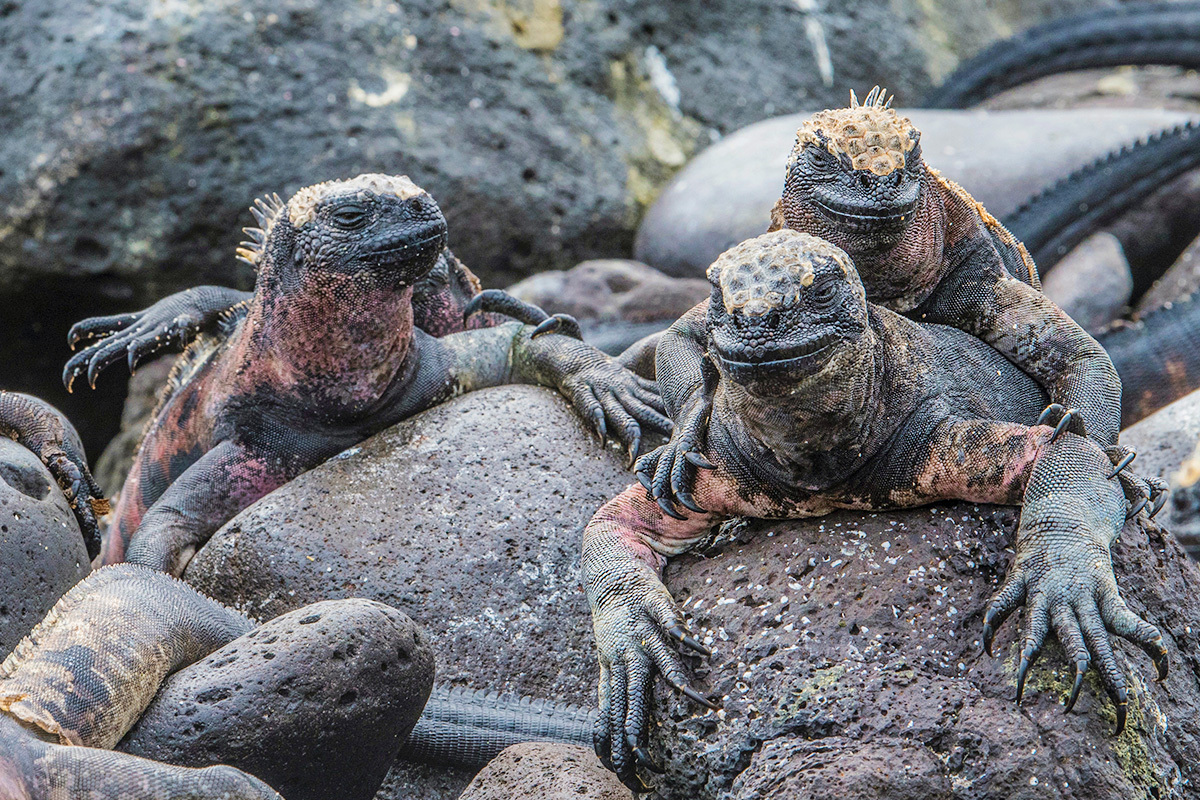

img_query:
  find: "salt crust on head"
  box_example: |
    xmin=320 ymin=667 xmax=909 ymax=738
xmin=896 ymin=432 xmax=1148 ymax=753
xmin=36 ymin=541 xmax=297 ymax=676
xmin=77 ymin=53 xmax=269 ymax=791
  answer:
xmin=287 ymin=173 xmax=424 ymax=227
xmin=708 ymin=230 xmax=853 ymax=316
xmin=789 ymin=87 xmax=918 ymax=177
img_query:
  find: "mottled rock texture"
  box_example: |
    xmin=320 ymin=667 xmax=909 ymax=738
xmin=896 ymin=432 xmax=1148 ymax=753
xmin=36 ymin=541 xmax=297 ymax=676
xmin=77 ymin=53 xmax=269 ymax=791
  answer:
xmin=0 ymin=437 xmax=90 ymax=659
xmin=120 ymin=599 xmax=434 ymax=800
xmin=0 ymin=0 xmax=1103 ymax=453
xmin=457 ymin=743 xmax=632 ymax=800
xmin=644 ymin=508 xmax=1197 ymax=800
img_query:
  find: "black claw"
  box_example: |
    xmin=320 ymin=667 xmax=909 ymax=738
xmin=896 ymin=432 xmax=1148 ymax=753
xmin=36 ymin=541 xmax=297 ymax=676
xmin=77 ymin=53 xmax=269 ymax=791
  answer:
xmin=627 ymin=435 xmax=641 ymax=468
xmin=1065 ymin=660 xmax=1087 ymax=714
xmin=1150 ymin=491 xmax=1167 ymax=519
xmin=531 ymin=317 xmax=560 ymax=338
xmin=1050 ymin=409 xmax=1076 ymax=442
xmin=1115 ymin=701 xmax=1127 ymax=736
xmin=657 ymin=496 xmax=686 ymax=521
xmin=627 ymin=738 xmax=665 ymax=774
xmin=1108 ymin=451 xmax=1135 ymax=479
xmin=676 ymin=491 xmax=705 ymax=514
xmin=685 ymin=451 xmax=715 ymax=470
xmin=1153 ymin=642 xmax=1169 ymax=682
xmin=680 ymin=683 xmax=719 ymax=710
xmin=592 ymin=408 xmax=607 ymax=443
xmin=1036 ymin=403 xmax=1062 ymax=427
xmin=1016 ymin=650 xmax=1037 ymax=705
xmin=666 ymin=624 xmax=712 ymax=656
xmin=636 ymin=471 xmax=653 ymax=493
xmin=982 ymin=623 xmax=995 ymax=657
xmin=1127 ymin=497 xmax=1149 ymax=520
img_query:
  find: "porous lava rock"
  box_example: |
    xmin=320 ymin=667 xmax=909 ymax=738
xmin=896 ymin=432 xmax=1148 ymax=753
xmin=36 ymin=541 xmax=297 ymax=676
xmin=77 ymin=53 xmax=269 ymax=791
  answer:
xmin=643 ymin=507 xmax=1198 ymax=799
xmin=120 ymin=599 xmax=434 ymax=800
xmin=183 ymin=385 xmax=634 ymax=798
xmin=457 ymin=743 xmax=632 ymax=800
xmin=0 ymin=437 xmax=90 ymax=659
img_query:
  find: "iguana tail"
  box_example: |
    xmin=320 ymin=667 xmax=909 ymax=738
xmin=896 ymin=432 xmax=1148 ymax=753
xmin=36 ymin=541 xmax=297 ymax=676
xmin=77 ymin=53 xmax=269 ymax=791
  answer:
xmin=398 ymin=685 xmax=596 ymax=768
xmin=924 ymin=2 xmax=1200 ymax=109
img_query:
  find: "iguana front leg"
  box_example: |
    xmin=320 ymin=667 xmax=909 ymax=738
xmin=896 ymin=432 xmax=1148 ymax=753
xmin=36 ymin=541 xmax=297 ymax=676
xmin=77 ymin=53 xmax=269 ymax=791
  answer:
xmin=0 ymin=392 xmax=107 ymax=557
xmin=121 ymin=438 xmax=301 ymax=575
xmin=631 ymin=302 xmax=719 ymax=513
xmin=430 ymin=323 xmax=671 ymax=462
xmin=981 ymin=433 xmax=1168 ymax=734
xmin=64 ymin=286 xmax=252 ymax=391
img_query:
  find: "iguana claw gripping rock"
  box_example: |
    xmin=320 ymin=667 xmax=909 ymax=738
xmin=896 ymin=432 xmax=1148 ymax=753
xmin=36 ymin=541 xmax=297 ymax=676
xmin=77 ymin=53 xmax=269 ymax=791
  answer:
xmin=0 ymin=391 xmax=107 ymax=558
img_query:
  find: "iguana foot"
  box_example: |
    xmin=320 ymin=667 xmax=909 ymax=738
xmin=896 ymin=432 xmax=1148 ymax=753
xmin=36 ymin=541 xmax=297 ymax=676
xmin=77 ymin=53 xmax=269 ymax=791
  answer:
xmin=562 ymin=366 xmax=671 ymax=464
xmin=634 ymin=396 xmax=715 ymax=518
xmin=464 ymin=289 xmax=583 ymax=340
xmin=1103 ymin=445 xmax=1169 ymax=519
xmin=591 ymin=569 xmax=715 ymax=788
xmin=982 ymin=541 xmax=1168 ymax=735
xmin=64 ymin=286 xmax=250 ymax=391
xmin=0 ymin=392 xmax=107 ymax=558
xmin=1036 ymin=403 xmax=1087 ymax=442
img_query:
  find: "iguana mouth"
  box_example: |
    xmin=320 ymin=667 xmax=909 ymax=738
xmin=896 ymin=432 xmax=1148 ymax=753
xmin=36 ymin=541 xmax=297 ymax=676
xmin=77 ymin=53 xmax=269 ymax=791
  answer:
xmin=715 ymin=332 xmax=838 ymax=374
xmin=811 ymin=197 xmax=916 ymax=234
xmin=365 ymin=229 xmax=447 ymax=266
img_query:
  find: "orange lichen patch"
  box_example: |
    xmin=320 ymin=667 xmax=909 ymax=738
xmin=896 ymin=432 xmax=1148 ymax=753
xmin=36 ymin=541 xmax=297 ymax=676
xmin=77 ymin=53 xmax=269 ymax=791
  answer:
xmin=708 ymin=230 xmax=853 ymax=315
xmin=288 ymin=173 xmax=423 ymax=227
xmin=789 ymin=87 xmax=918 ymax=176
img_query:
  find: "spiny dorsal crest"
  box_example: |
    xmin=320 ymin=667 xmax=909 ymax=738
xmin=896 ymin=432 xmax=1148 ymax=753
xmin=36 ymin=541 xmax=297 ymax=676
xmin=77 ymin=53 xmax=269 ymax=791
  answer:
xmin=789 ymin=86 xmax=918 ymax=177
xmin=708 ymin=230 xmax=854 ymax=316
xmin=235 ymin=192 xmax=284 ymax=267
xmin=233 ymin=174 xmax=425 ymax=267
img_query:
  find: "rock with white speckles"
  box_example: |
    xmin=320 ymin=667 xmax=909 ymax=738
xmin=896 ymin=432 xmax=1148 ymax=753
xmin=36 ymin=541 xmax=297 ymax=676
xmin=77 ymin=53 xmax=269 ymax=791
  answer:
xmin=183 ymin=385 xmax=636 ymax=799
xmin=457 ymin=743 xmax=632 ymax=800
xmin=647 ymin=507 xmax=1200 ymax=799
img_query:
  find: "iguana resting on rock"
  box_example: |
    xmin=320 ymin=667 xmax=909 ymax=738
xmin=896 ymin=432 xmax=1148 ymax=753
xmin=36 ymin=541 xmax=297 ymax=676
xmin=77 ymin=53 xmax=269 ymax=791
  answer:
xmin=642 ymin=88 xmax=1161 ymax=528
xmin=581 ymin=231 xmax=1168 ymax=786
xmin=58 ymin=174 xmax=667 ymax=574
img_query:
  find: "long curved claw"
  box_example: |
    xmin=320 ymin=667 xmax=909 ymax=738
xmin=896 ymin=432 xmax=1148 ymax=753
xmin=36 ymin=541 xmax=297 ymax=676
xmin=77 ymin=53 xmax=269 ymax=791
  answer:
xmin=1016 ymin=642 xmax=1041 ymax=705
xmin=1050 ymin=409 xmax=1078 ymax=442
xmin=675 ymin=491 xmax=704 ymax=514
xmin=665 ymin=623 xmax=711 ymax=657
xmin=1126 ymin=497 xmax=1149 ymax=520
xmin=685 ymin=451 xmax=715 ymax=470
xmin=627 ymin=737 xmax=664 ymax=774
xmin=657 ymin=495 xmax=686 ymax=521
xmin=662 ymin=674 xmax=719 ymax=710
xmin=531 ymin=313 xmax=584 ymax=341
xmin=1064 ymin=659 xmax=1088 ymax=714
xmin=1108 ymin=451 xmax=1136 ymax=479
xmin=1149 ymin=491 xmax=1168 ymax=519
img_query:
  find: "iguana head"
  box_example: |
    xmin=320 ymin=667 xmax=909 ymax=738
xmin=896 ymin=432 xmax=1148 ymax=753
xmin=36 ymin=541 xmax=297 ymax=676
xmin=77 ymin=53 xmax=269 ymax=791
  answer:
xmin=237 ymin=173 xmax=448 ymax=289
xmin=705 ymin=230 xmax=868 ymax=397
xmin=776 ymin=88 xmax=924 ymax=252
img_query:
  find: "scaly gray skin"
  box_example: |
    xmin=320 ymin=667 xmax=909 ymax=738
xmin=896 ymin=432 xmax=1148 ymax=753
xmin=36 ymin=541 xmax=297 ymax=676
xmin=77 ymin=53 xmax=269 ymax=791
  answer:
xmin=57 ymin=174 xmax=668 ymax=575
xmin=0 ymin=391 xmax=107 ymax=557
xmin=581 ymin=230 xmax=1166 ymax=788
xmin=645 ymin=91 xmax=1163 ymax=531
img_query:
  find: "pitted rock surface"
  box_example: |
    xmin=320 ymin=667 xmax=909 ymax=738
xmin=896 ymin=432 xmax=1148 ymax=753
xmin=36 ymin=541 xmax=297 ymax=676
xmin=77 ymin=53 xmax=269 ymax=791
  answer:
xmin=184 ymin=386 xmax=632 ymax=798
xmin=0 ymin=437 xmax=89 ymax=658
xmin=457 ymin=743 xmax=632 ymax=800
xmin=119 ymin=599 xmax=434 ymax=800
xmin=641 ymin=507 xmax=1200 ymax=800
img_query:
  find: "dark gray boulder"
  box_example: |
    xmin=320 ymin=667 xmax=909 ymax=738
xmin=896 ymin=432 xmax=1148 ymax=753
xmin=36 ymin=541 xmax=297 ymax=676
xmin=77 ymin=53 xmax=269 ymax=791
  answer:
xmin=0 ymin=437 xmax=90 ymax=659
xmin=634 ymin=108 xmax=1198 ymax=278
xmin=120 ymin=598 xmax=434 ymax=800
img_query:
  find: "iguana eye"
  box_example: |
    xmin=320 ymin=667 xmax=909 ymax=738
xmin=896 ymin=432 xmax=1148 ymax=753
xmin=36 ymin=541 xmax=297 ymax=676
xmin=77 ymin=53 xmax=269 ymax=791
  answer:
xmin=812 ymin=280 xmax=838 ymax=304
xmin=806 ymin=146 xmax=839 ymax=171
xmin=331 ymin=204 xmax=369 ymax=229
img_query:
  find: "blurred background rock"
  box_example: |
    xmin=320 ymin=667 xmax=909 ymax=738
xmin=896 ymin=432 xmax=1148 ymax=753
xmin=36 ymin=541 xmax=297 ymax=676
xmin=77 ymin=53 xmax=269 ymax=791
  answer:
xmin=0 ymin=0 xmax=1117 ymax=456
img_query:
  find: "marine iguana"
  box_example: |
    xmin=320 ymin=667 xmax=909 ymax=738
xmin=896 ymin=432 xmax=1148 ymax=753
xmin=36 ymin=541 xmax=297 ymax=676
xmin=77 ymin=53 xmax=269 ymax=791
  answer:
xmin=640 ymin=89 xmax=1162 ymax=527
xmin=60 ymin=174 xmax=669 ymax=575
xmin=580 ymin=231 xmax=1167 ymax=786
